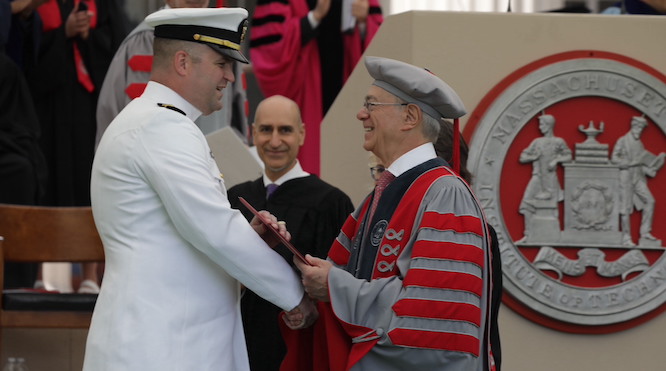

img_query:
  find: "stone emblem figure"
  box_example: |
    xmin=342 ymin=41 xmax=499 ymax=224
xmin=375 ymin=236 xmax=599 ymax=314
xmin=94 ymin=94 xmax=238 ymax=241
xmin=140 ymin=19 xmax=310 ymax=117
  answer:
xmin=611 ymin=116 xmax=665 ymax=247
xmin=518 ymin=113 xmax=572 ymax=243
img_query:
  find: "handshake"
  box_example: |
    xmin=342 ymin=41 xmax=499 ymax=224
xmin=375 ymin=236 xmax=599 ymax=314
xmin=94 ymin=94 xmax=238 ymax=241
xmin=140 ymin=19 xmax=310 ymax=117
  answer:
xmin=282 ymin=294 xmax=319 ymax=330
xmin=282 ymin=253 xmax=334 ymax=329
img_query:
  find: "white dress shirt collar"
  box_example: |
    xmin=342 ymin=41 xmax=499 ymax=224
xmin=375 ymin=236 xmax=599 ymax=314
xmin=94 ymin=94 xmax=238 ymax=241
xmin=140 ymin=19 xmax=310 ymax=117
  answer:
xmin=262 ymin=160 xmax=309 ymax=187
xmin=387 ymin=143 xmax=437 ymax=178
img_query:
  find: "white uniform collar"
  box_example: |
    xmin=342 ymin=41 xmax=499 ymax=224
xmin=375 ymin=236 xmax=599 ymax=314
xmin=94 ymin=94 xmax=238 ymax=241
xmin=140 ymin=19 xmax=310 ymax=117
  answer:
xmin=262 ymin=160 xmax=309 ymax=187
xmin=387 ymin=142 xmax=437 ymax=177
xmin=142 ymin=81 xmax=203 ymax=122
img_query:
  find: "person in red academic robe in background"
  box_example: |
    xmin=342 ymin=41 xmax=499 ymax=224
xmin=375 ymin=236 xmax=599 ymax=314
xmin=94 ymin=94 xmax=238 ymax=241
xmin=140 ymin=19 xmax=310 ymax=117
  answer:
xmin=249 ymin=0 xmax=383 ymax=175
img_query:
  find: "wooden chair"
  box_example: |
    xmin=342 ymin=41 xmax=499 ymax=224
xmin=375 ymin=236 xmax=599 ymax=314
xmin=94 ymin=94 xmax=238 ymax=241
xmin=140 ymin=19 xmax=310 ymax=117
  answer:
xmin=0 ymin=204 xmax=104 ymax=351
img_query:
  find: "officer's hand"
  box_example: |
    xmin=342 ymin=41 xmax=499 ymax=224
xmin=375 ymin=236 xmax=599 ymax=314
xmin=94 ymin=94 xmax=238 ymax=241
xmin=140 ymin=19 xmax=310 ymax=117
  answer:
xmin=250 ymin=210 xmax=290 ymax=248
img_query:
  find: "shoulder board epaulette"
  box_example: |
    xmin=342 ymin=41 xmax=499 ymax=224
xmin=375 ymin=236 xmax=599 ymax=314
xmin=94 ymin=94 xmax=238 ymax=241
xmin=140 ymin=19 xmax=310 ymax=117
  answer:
xmin=157 ymin=103 xmax=185 ymax=116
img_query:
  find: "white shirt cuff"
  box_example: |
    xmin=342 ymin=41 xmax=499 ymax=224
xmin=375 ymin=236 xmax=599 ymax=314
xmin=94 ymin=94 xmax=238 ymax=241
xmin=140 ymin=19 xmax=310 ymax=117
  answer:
xmin=308 ymin=10 xmax=320 ymax=29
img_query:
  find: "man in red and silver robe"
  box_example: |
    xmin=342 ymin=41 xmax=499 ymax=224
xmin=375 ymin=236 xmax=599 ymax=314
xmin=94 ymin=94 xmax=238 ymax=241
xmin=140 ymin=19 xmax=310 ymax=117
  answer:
xmin=290 ymin=56 xmax=497 ymax=371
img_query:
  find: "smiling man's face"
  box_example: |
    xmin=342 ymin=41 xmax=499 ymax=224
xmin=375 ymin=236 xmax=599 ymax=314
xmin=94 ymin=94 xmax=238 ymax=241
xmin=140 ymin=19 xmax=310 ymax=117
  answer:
xmin=253 ymin=96 xmax=305 ymax=180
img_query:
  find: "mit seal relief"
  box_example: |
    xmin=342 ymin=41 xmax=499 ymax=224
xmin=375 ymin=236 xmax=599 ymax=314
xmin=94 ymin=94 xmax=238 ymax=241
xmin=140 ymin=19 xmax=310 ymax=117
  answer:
xmin=467 ymin=51 xmax=666 ymax=332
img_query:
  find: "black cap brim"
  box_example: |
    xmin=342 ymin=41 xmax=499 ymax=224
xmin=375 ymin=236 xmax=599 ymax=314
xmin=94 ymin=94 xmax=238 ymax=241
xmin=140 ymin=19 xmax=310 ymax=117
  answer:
xmin=209 ymin=45 xmax=249 ymax=64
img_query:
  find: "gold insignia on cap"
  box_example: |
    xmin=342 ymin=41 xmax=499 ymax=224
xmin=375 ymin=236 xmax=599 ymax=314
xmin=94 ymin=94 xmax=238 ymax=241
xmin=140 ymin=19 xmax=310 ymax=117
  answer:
xmin=240 ymin=20 xmax=248 ymax=43
xmin=193 ymin=34 xmax=240 ymax=51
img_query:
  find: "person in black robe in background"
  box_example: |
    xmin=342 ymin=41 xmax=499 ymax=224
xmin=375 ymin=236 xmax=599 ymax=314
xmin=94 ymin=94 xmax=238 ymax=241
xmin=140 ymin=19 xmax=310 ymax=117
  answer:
xmin=1 ymin=1 xmax=47 ymax=288
xmin=0 ymin=54 xmax=47 ymax=288
xmin=228 ymin=95 xmax=354 ymax=371
xmin=18 ymin=0 xmax=129 ymax=292
xmin=22 ymin=0 xmax=128 ymax=207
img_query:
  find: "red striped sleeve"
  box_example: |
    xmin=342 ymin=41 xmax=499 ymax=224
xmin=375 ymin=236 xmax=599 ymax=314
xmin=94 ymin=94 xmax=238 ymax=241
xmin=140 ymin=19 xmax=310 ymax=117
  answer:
xmin=403 ymin=269 xmax=483 ymax=297
xmin=127 ymin=55 xmax=153 ymax=72
xmin=389 ymin=328 xmax=480 ymax=356
xmin=420 ymin=212 xmax=483 ymax=236
xmin=393 ymin=299 xmax=481 ymax=326
xmin=252 ymin=1 xmax=290 ymax=18
xmin=412 ymin=240 xmax=484 ymax=267
xmin=250 ymin=2 xmax=291 ymax=40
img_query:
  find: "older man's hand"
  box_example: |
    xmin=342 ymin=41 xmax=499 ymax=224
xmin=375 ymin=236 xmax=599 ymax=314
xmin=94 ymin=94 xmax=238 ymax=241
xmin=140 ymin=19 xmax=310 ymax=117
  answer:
xmin=294 ymin=254 xmax=332 ymax=302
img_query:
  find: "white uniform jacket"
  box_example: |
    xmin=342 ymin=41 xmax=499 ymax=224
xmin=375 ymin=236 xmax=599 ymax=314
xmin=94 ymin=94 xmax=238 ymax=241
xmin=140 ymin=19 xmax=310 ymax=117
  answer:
xmin=84 ymin=82 xmax=303 ymax=371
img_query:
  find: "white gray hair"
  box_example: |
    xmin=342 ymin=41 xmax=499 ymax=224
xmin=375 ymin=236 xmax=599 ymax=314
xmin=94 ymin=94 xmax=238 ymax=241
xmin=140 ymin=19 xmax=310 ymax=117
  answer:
xmin=421 ymin=112 xmax=441 ymax=142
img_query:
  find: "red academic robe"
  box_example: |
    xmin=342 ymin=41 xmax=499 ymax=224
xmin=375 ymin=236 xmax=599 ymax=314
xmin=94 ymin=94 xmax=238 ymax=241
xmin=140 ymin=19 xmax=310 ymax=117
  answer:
xmin=250 ymin=0 xmax=383 ymax=175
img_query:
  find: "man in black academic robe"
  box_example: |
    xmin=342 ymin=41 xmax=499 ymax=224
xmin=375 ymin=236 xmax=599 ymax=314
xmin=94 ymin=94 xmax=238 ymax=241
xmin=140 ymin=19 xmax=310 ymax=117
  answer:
xmin=21 ymin=0 xmax=129 ymax=207
xmin=228 ymin=95 xmax=354 ymax=371
xmin=0 ymin=52 xmax=47 ymax=288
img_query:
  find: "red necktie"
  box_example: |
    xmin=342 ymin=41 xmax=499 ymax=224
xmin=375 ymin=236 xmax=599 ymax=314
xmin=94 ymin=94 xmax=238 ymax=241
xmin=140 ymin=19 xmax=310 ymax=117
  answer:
xmin=369 ymin=170 xmax=395 ymax=220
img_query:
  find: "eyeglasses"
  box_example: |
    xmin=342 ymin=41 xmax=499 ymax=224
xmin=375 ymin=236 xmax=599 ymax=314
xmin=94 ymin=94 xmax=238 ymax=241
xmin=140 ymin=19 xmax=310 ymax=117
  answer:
xmin=362 ymin=101 xmax=408 ymax=112
xmin=370 ymin=165 xmax=385 ymax=182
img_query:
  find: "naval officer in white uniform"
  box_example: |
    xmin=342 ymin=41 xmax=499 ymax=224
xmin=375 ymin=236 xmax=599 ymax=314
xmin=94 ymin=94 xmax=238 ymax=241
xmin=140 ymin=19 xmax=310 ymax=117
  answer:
xmin=83 ymin=7 xmax=317 ymax=371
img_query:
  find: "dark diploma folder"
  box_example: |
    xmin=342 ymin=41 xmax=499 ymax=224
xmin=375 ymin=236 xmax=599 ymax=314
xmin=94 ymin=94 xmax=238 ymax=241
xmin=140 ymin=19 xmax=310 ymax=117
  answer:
xmin=238 ymin=197 xmax=312 ymax=266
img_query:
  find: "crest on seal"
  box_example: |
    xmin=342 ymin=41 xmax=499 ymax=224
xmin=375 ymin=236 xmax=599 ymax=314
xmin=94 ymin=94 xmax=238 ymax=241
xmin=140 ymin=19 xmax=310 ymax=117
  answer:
xmin=467 ymin=51 xmax=666 ymax=333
